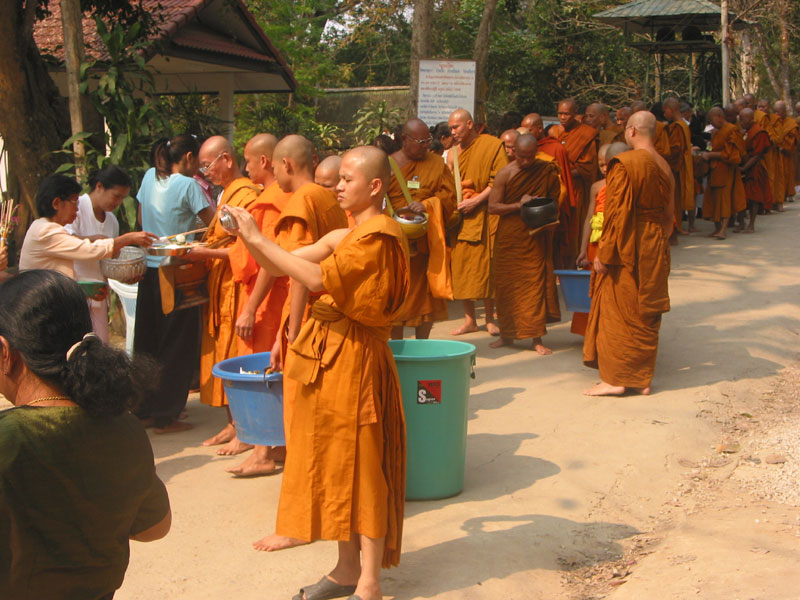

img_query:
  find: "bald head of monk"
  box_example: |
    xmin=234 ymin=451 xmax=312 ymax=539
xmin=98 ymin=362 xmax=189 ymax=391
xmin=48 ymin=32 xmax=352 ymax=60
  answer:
xmin=521 ymin=113 xmax=544 ymax=140
xmin=606 ymin=141 xmax=630 ymax=163
xmin=199 ymin=135 xmax=240 ymax=187
xmin=738 ymin=107 xmax=755 ymax=131
xmin=733 ymin=98 xmax=747 ymax=112
xmin=243 ymin=133 xmax=278 ymax=187
xmin=680 ymin=102 xmax=693 ymax=122
xmin=273 ymin=134 xmax=315 ymax=193
xmin=400 ymin=118 xmax=433 ymax=161
xmin=557 ymin=99 xmax=579 ymax=130
xmin=630 ymin=100 xmax=647 ymax=114
xmin=662 ymin=97 xmax=681 ymax=123
xmin=314 ymin=155 xmax=342 ymax=192
xmin=743 ymin=93 xmax=756 ymax=109
xmin=500 ymin=129 xmax=519 ymax=161
xmin=448 ymin=108 xmax=477 ymax=147
xmin=520 ymin=113 xmax=538 ymax=132
xmin=584 ymin=103 xmax=610 ymax=130
xmin=707 ymin=106 xmax=726 ymax=130
xmin=597 ymin=143 xmax=611 ymax=175
xmin=774 ymin=100 xmax=788 ymax=118
xmin=624 ymin=111 xmax=656 ymax=148
xmin=724 ymin=104 xmax=739 ymax=124
xmin=512 ymin=133 xmax=538 ymax=170
xmin=616 ymin=107 xmax=632 ymax=130
xmin=337 ymin=146 xmax=390 ymax=219
xmin=757 ymin=99 xmax=770 ymax=113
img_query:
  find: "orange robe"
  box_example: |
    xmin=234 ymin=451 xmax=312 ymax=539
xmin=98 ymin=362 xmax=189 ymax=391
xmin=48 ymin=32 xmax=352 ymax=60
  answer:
xmin=494 ymin=160 xmax=562 ymax=340
xmin=228 ymin=181 xmax=291 ymax=355
xmin=583 ymin=150 xmax=671 ymax=388
xmin=554 ymin=123 xmax=598 ymax=264
xmin=276 ymin=215 xmax=410 ymax=568
xmin=742 ymin=123 xmax=773 ymax=205
xmin=538 ymin=136 xmax=577 ymax=268
xmin=654 ymin=121 xmax=671 ymax=158
xmin=450 ymin=134 xmax=508 ymax=300
xmin=781 ymin=117 xmax=798 ymax=199
xmin=386 ymin=152 xmax=456 ymax=326
xmin=275 ymin=182 xmax=349 ymax=441
xmin=668 ymin=120 xmax=695 ymax=213
xmin=703 ymin=122 xmax=746 ymax=221
xmin=200 ymin=177 xmax=260 ymax=407
xmin=767 ymin=114 xmax=786 ymax=206
xmin=571 ymin=183 xmax=606 ymax=336
xmin=599 ymin=125 xmax=623 ymax=147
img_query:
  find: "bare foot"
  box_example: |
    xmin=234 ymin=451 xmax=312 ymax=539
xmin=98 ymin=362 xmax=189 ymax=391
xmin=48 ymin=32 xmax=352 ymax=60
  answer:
xmin=252 ymin=533 xmax=309 ymax=552
xmin=139 ymin=417 xmax=156 ymax=428
xmin=226 ymin=450 xmax=280 ymax=477
xmin=488 ymin=337 xmax=512 ymax=349
xmin=216 ymin=436 xmax=254 ymax=456
xmin=202 ymin=422 xmax=235 ymax=447
xmin=688 ymin=226 xmax=698 ymax=233
xmin=676 ymin=228 xmax=689 ymax=235
xmin=532 ymin=338 xmax=552 ymax=355
xmin=451 ymin=321 xmax=479 ymax=336
xmin=639 ymin=386 xmax=651 ymax=395
xmin=486 ymin=321 xmax=500 ymax=336
xmin=583 ymin=381 xmax=626 ymax=396
xmin=154 ymin=420 xmax=194 ymax=434
xmin=743 ymin=228 xmax=754 ymax=233
xmin=268 ymin=446 xmax=287 ymax=462
xmin=712 ymin=233 xmax=727 ymax=240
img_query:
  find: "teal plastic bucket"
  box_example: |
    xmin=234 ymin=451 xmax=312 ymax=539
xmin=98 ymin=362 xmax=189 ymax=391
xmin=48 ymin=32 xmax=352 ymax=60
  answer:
xmin=212 ymin=352 xmax=285 ymax=446
xmin=555 ymin=269 xmax=591 ymax=312
xmin=389 ymin=339 xmax=476 ymax=500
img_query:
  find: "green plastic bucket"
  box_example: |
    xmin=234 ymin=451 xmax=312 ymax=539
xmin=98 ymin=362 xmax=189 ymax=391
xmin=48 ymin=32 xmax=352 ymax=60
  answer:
xmin=389 ymin=339 xmax=476 ymax=500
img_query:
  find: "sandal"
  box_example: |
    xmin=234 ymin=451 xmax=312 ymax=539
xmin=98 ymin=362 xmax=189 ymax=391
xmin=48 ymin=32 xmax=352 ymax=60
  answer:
xmin=291 ymin=576 xmax=357 ymax=600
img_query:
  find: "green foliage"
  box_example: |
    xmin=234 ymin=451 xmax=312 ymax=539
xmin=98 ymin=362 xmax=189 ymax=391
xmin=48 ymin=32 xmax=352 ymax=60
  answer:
xmin=352 ymin=100 xmax=404 ymax=144
xmin=161 ymin=94 xmax=225 ymax=140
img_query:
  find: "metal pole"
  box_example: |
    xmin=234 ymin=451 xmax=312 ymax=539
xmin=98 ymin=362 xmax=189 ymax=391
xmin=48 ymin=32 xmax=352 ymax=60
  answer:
xmin=721 ymin=0 xmax=730 ymax=105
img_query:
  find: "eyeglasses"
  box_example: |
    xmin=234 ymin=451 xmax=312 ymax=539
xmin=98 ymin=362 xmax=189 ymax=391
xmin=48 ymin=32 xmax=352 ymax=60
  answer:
xmin=406 ymin=135 xmax=433 ymax=145
xmin=199 ymin=152 xmax=224 ymax=175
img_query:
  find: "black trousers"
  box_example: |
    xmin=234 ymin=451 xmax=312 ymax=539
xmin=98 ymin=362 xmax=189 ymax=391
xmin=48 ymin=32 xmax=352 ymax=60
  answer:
xmin=133 ymin=267 xmax=201 ymax=427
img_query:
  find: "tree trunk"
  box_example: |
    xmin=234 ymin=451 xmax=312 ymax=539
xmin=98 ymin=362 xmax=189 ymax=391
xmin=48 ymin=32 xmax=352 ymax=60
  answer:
xmin=61 ymin=0 xmax=86 ymax=176
xmin=0 ymin=1 xmax=70 ymax=249
xmin=409 ymin=0 xmax=434 ymax=118
xmin=776 ymin=0 xmax=792 ymax=106
xmin=472 ymin=0 xmax=499 ymax=124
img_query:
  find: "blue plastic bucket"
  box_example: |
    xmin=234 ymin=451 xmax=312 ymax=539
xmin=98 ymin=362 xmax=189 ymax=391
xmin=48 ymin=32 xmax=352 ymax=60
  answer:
xmin=389 ymin=339 xmax=476 ymax=500
xmin=555 ymin=269 xmax=591 ymax=312
xmin=211 ymin=352 xmax=284 ymax=446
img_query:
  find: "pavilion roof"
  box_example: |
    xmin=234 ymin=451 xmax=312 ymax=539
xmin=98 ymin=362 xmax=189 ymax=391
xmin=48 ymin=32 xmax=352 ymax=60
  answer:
xmin=594 ymin=0 xmax=742 ymax=35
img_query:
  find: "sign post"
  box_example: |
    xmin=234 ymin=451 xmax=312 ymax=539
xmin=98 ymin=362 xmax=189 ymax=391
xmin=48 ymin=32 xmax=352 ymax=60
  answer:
xmin=417 ymin=59 xmax=476 ymax=126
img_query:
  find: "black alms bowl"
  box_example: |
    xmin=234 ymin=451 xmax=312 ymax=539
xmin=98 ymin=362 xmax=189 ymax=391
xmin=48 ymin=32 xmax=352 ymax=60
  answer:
xmin=520 ymin=196 xmax=558 ymax=230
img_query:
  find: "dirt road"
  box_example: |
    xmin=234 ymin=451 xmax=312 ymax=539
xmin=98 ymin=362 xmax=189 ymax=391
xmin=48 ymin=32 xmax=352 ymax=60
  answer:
xmin=110 ymin=206 xmax=800 ymax=599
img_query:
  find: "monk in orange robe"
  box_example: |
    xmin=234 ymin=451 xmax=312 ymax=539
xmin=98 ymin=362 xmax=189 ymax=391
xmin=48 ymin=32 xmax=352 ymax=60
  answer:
xmin=776 ymin=101 xmax=799 ymax=203
xmin=225 ymin=133 xmax=292 ymax=477
xmin=738 ymin=108 xmax=773 ymax=232
xmin=663 ymin=97 xmax=694 ymax=237
xmin=527 ymin=113 xmax=577 ymax=269
xmin=189 ymin=136 xmax=261 ymax=455
xmin=700 ymin=107 xmax=747 ymax=239
xmin=488 ymin=134 xmax=561 ymax=353
xmin=767 ymin=105 xmax=787 ymax=211
xmin=584 ymin=111 xmax=674 ymax=396
xmin=314 ymin=155 xmax=341 ymax=192
xmin=225 ymin=145 xmax=409 ymax=600
xmin=387 ymin=118 xmax=456 ymax=340
xmin=447 ymin=108 xmax=507 ymax=336
xmin=550 ymin=98 xmax=598 ymax=268
xmin=585 ymin=103 xmax=623 ymax=148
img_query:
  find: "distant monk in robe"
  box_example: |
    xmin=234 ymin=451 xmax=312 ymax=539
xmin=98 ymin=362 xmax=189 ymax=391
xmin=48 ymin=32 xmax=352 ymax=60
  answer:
xmin=500 ymin=129 xmax=519 ymax=161
xmin=225 ymin=145 xmax=409 ymax=600
xmin=488 ymin=134 xmax=561 ymax=354
xmin=186 ymin=136 xmax=261 ymax=454
xmin=550 ymin=98 xmax=598 ymax=268
xmin=767 ymin=103 xmax=787 ymax=211
xmin=700 ymin=107 xmax=746 ymax=240
xmin=526 ymin=113 xmax=577 ymax=269
xmin=253 ymin=134 xmax=348 ymax=552
xmin=795 ymin=101 xmax=800 ymax=194
xmin=585 ymin=103 xmax=623 ymax=147
xmin=663 ymin=97 xmax=694 ymax=237
xmin=387 ymin=118 xmax=456 ymax=340
xmin=583 ymin=111 xmax=674 ymax=396
xmin=314 ymin=155 xmax=341 ymax=192
xmin=775 ymin=101 xmax=799 ymax=203
xmin=616 ymin=107 xmax=632 ymax=134
xmin=227 ymin=133 xmax=291 ymax=477
xmin=738 ymin=108 xmax=772 ymax=233
xmin=447 ymin=108 xmax=508 ymax=336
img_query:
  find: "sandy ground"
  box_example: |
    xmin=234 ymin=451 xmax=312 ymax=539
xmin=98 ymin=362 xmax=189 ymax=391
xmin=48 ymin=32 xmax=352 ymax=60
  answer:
xmin=5 ymin=205 xmax=799 ymax=599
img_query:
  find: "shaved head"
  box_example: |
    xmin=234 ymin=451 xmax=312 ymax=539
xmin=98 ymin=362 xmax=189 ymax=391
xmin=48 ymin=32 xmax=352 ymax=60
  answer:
xmin=522 ymin=113 xmax=543 ymax=129
xmin=402 ymin=118 xmax=430 ymax=138
xmin=274 ymin=134 xmax=314 ymax=170
xmin=201 ymin=135 xmax=234 ymax=157
xmin=707 ymin=106 xmax=726 ymax=129
xmin=739 ymin=107 xmax=755 ymax=130
xmin=630 ymin=100 xmax=646 ymax=113
xmin=743 ymin=93 xmax=756 ymax=108
xmin=247 ymin=133 xmax=278 ymax=158
xmin=450 ymin=108 xmax=473 ymax=123
xmin=774 ymin=100 xmax=788 ymax=117
xmin=724 ymin=104 xmax=739 ymax=123
xmin=616 ymin=107 xmax=632 ymax=129
xmin=400 ymin=118 xmax=433 ymax=160
xmin=515 ymin=133 xmax=537 ymax=152
xmin=708 ymin=106 xmax=724 ymax=119
xmin=448 ymin=108 xmax=477 ymax=146
xmin=513 ymin=133 xmax=539 ymax=168
xmin=663 ymin=97 xmax=680 ymax=111
xmin=557 ymin=99 xmax=577 ymax=114
xmin=606 ymin=141 xmax=630 ymax=162
xmin=516 ymin=126 xmax=529 ymax=135
xmin=628 ymin=110 xmax=656 ymax=135
xmin=342 ymin=146 xmax=390 ymax=187
xmin=199 ymin=135 xmax=239 ymax=186
xmin=314 ymin=155 xmax=341 ymax=191
xmin=244 ymin=133 xmax=278 ymax=185
xmin=757 ymin=99 xmax=770 ymax=112
xmin=501 ymin=129 xmax=519 ymax=160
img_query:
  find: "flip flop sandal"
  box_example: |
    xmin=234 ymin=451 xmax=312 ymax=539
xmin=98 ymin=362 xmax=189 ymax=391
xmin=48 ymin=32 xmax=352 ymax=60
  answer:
xmin=291 ymin=576 xmax=357 ymax=600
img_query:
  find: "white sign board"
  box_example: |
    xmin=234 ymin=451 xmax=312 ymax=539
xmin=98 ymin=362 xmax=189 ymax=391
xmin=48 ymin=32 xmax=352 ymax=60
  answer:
xmin=417 ymin=59 xmax=476 ymax=126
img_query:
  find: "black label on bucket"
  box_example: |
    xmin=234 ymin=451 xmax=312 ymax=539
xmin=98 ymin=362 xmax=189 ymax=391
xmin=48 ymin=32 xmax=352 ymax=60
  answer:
xmin=417 ymin=380 xmax=442 ymax=404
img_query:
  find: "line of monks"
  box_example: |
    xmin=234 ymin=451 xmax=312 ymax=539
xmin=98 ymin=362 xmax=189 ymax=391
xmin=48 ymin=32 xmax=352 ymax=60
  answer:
xmin=171 ymin=93 xmax=797 ymax=597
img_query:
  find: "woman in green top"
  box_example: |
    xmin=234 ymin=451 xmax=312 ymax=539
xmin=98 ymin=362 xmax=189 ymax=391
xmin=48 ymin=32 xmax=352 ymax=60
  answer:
xmin=0 ymin=269 xmax=171 ymax=600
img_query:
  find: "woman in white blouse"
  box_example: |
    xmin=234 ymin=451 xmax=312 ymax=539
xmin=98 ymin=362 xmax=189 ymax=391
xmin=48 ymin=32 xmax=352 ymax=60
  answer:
xmin=19 ymin=174 xmax=156 ymax=280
